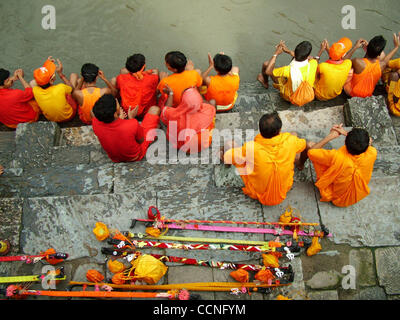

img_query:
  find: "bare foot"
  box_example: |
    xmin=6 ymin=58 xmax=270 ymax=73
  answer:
xmin=257 ymin=73 xmax=269 ymax=89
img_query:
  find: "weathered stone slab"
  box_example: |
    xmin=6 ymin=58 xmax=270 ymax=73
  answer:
xmin=214 ymin=164 xmax=245 ymax=188
xmin=14 ymin=121 xmax=61 ymax=168
xmin=306 ymin=270 xmax=341 ymax=290
xmin=235 ymin=87 xmax=273 ymax=113
xmin=0 ymin=198 xmax=23 ymax=254
xmin=375 ymin=247 xmax=400 ymax=295
xmin=20 ymin=192 xmax=156 ymax=262
xmin=279 ymin=105 xmax=344 ymax=132
xmin=218 ymin=106 xmax=344 ymax=137
xmin=359 ymin=286 xmax=387 ymax=300
xmin=307 ymin=290 xmax=339 ymax=300
xmin=373 ymin=145 xmax=400 ymax=177
xmin=89 ymin=146 xmax=111 ymax=165
xmin=114 ymin=162 xmax=214 ymax=194
xmin=348 ymin=249 xmax=376 ymax=287
xmin=0 ymin=131 xmax=16 ymax=169
xmin=0 ymin=168 xmax=23 ymax=198
xmin=61 ymin=126 xmax=99 ymax=146
xmin=50 ymin=146 xmax=91 ymax=167
xmin=0 ymin=164 xmax=114 ymax=198
xmin=344 ymin=96 xmax=397 ymax=146
xmin=317 ymin=176 xmax=400 ymax=247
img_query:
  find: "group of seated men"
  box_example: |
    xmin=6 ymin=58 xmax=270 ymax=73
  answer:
xmin=0 ymin=33 xmax=399 ymax=209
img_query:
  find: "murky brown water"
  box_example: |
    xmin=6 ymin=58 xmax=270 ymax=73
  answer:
xmin=1 ymin=0 xmax=399 ymax=83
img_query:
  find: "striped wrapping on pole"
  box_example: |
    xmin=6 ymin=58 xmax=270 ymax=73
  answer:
xmin=126 ymin=232 xmax=275 ymax=246
xmin=69 ymin=281 xmax=291 ymax=291
xmin=129 ymin=239 xmax=278 ymax=253
xmin=149 ymin=253 xmax=264 ymax=271
xmin=136 ymin=217 xmax=319 ymax=227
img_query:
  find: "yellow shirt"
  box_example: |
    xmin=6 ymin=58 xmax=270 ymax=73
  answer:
xmin=388 ymin=58 xmax=400 ymax=70
xmin=388 ymin=80 xmax=400 ymax=116
xmin=33 ymin=84 xmax=73 ymax=122
xmin=272 ymin=59 xmax=318 ymax=101
xmin=314 ymin=60 xmax=352 ymax=100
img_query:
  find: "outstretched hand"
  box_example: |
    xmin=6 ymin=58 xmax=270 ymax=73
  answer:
xmin=13 ymin=69 xmax=24 ymax=80
xmin=56 ymin=59 xmax=63 ymax=74
xmin=119 ymin=108 xmax=127 ymax=119
xmin=98 ymin=70 xmax=106 ymax=81
xmin=274 ymin=41 xmax=285 ymax=56
xmin=330 ymin=123 xmax=348 ymax=137
xmin=207 ymin=53 xmax=214 ymax=68
xmin=127 ymin=106 xmax=139 ymax=119
xmin=393 ymin=32 xmax=400 ymax=48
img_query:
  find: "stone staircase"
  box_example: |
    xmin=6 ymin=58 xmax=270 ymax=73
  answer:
xmin=0 ymin=82 xmax=399 ymax=300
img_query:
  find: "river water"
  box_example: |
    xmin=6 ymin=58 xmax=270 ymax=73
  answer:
xmin=1 ymin=0 xmax=399 ymax=83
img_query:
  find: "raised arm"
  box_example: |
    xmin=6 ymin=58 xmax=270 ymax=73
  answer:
xmin=309 ymin=124 xmax=348 ymax=150
xmin=265 ymin=41 xmax=285 ymax=78
xmin=343 ymin=38 xmax=368 ymax=60
xmin=56 ymin=59 xmax=74 ymax=90
xmin=14 ymin=69 xmax=31 ymax=89
xmin=98 ymin=70 xmax=118 ymax=97
xmin=315 ymin=39 xmax=328 ymax=62
xmin=201 ymin=53 xmax=214 ymax=86
xmin=380 ymin=32 xmax=400 ymax=70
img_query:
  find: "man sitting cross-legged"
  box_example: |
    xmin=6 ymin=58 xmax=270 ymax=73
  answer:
xmin=307 ymin=125 xmax=377 ymax=207
xmin=91 ymin=94 xmax=160 ymax=163
xmin=222 ymin=112 xmax=311 ymax=206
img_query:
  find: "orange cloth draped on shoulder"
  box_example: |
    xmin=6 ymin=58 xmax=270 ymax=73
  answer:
xmin=116 ymin=71 xmax=159 ymax=116
xmin=204 ymin=73 xmax=240 ymax=106
xmin=78 ymin=88 xmax=101 ymax=125
xmin=161 ymin=88 xmax=216 ymax=154
xmin=224 ymin=132 xmax=306 ymax=206
xmin=308 ymin=145 xmax=377 ymax=207
xmin=157 ymin=70 xmax=202 ymax=107
xmin=348 ymin=59 xmax=381 ymax=98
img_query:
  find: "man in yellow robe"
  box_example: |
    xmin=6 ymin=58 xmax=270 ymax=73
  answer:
xmin=223 ymin=113 xmax=308 ymax=206
xmin=307 ymin=125 xmax=377 ymax=207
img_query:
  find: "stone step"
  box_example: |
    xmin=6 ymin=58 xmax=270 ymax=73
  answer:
xmin=0 ymin=164 xmax=114 ymax=199
xmin=3 ymin=127 xmax=396 ymax=200
xmin=0 ymin=131 xmax=16 ymax=168
xmin=19 ymin=189 xmax=277 ymax=264
xmin=235 ymin=81 xmax=348 ymax=113
xmin=61 ymin=105 xmax=345 ymax=149
xmin=344 ymin=96 xmax=398 ymax=147
xmin=316 ymin=175 xmax=400 ymax=247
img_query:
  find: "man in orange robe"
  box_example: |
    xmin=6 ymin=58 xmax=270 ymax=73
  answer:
xmin=202 ymin=52 xmax=240 ymax=112
xmin=344 ymin=33 xmax=400 ymax=98
xmin=223 ymin=113 xmax=308 ymax=206
xmin=157 ymin=51 xmax=202 ymax=107
xmin=307 ymin=125 xmax=377 ymax=207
